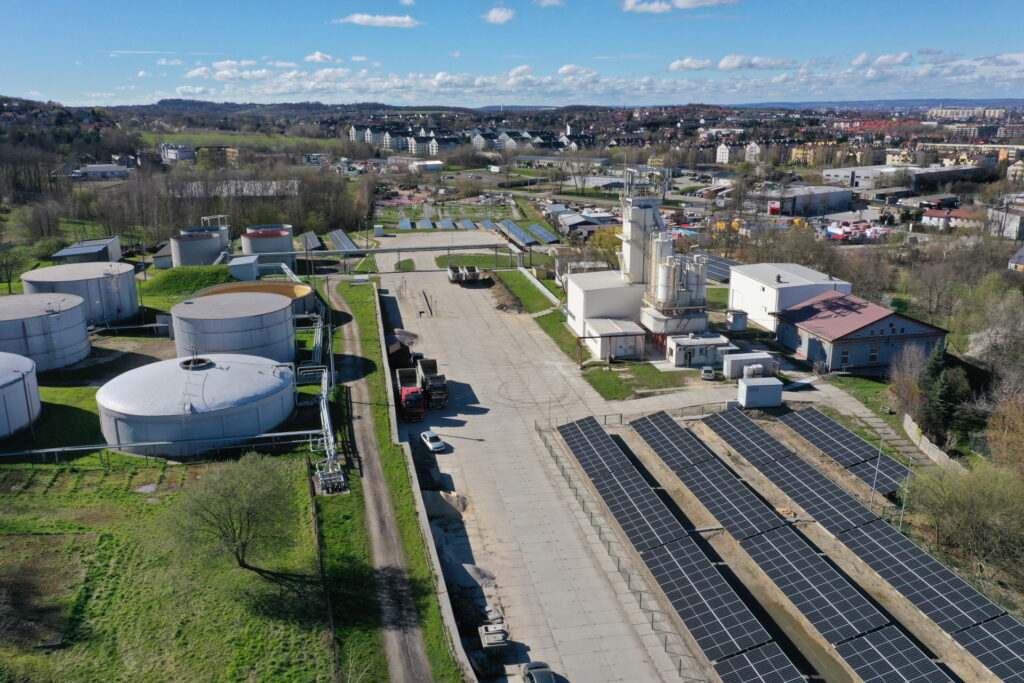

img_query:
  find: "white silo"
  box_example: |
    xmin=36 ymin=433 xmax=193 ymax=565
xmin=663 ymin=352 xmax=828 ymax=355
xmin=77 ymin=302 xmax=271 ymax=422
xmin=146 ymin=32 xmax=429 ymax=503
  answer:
xmin=171 ymin=233 xmax=222 ymax=267
xmin=0 ymin=352 xmax=41 ymax=438
xmin=181 ymin=225 xmax=229 ymax=249
xmin=96 ymin=354 xmax=296 ymax=457
xmin=171 ymin=292 xmax=295 ymax=362
xmin=0 ymin=294 xmax=91 ymax=371
xmin=241 ymin=229 xmax=295 ymax=268
xmin=193 ymin=281 xmax=316 ymax=314
xmin=22 ymin=262 xmax=138 ymax=325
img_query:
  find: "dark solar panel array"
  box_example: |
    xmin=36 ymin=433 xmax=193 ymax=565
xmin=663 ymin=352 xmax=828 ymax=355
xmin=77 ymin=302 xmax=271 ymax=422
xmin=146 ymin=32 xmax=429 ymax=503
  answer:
xmin=416 ymin=218 xmax=434 ymax=230
xmin=954 ymin=615 xmax=1024 ymax=682
xmin=499 ymin=219 xmax=540 ymax=247
xmin=835 ymin=626 xmax=953 ymax=683
xmin=713 ymin=642 xmax=803 ymax=683
xmin=780 ymin=408 xmax=913 ymax=495
xmin=458 ymin=219 xmax=477 ymax=230
xmin=741 ymin=526 xmax=887 ymax=644
xmin=397 ymin=218 xmax=413 ymax=230
xmin=479 ymin=219 xmax=499 ymax=231
xmin=686 ymin=250 xmax=740 ymax=282
xmin=704 ymin=409 xmax=1024 ymax=678
xmin=299 ymin=231 xmax=322 ymax=251
xmin=326 ymin=230 xmax=354 ymax=251
xmin=556 ymin=417 xmax=795 ymax=673
xmin=527 ymin=223 xmax=560 ymax=244
xmin=437 ymin=219 xmax=456 ymax=230
xmin=839 ymin=520 xmax=1004 ymax=633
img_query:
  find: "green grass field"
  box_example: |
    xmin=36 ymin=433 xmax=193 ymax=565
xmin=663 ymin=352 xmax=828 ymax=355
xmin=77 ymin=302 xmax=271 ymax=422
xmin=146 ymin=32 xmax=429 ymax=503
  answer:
xmin=824 ymin=375 xmax=903 ymax=433
xmin=333 ymin=282 xmax=462 ymax=682
xmin=394 ymin=259 xmax=415 ymax=272
xmin=705 ymin=286 xmax=728 ymax=309
xmin=138 ymin=265 xmax=235 ymax=313
xmin=583 ymin=362 xmax=699 ymax=400
xmin=494 ymin=271 xmax=554 ymax=314
xmin=534 ymin=310 xmax=589 ymax=362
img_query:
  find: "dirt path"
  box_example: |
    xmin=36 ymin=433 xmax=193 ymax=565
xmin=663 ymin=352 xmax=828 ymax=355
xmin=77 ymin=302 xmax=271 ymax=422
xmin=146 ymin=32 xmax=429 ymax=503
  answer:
xmin=327 ymin=276 xmax=433 ymax=683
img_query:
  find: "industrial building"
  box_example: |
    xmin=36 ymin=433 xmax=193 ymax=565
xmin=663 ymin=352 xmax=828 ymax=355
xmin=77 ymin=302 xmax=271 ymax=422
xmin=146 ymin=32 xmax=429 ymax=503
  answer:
xmin=96 ymin=354 xmax=295 ymax=457
xmin=775 ymin=290 xmax=947 ymax=372
xmin=757 ymin=186 xmax=853 ymax=216
xmin=21 ymin=261 xmax=138 ymax=326
xmin=821 ymin=164 xmax=985 ymax=191
xmin=51 ymin=236 xmax=122 ymax=264
xmin=728 ymin=264 xmax=851 ymax=332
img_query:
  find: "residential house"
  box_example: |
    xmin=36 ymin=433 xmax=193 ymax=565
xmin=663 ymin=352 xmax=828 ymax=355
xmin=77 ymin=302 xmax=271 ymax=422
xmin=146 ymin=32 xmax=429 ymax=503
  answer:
xmin=745 ymin=141 xmax=762 ymax=164
xmin=428 ymin=136 xmax=461 ymax=156
xmin=407 ymin=136 xmax=433 ymax=155
xmin=716 ymin=143 xmax=735 ymax=164
xmin=471 ymin=132 xmax=499 ymax=150
xmin=921 ymin=208 xmax=985 ymax=231
xmin=775 ymin=290 xmax=947 ymax=372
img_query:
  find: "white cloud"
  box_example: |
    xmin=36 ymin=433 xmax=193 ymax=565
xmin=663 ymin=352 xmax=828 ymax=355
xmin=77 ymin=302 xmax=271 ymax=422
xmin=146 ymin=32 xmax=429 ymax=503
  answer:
xmin=622 ymin=0 xmax=672 ymax=12
xmin=508 ymin=64 xmax=533 ymax=77
xmin=333 ymin=14 xmax=421 ymax=28
xmin=718 ymin=54 xmax=795 ymax=71
xmin=482 ymin=7 xmax=515 ymax=23
xmin=535 ymin=0 xmax=564 ymax=5
xmin=451 ymin=50 xmax=462 ymax=58
xmin=669 ymin=57 xmax=712 ymax=71
xmin=157 ymin=57 xmax=183 ymax=66
xmin=84 ymin=92 xmax=117 ymax=98
xmin=214 ymin=68 xmax=273 ymax=81
xmin=557 ymin=63 xmax=597 ymax=77
xmin=400 ymin=0 xmax=415 ymax=4
xmin=351 ymin=55 xmax=368 ymax=62
xmin=137 ymin=70 xmax=149 ymax=77
xmin=874 ymin=52 xmax=913 ymax=66
xmin=918 ymin=48 xmax=942 ymax=56
xmin=185 ymin=66 xmax=213 ymax=78
xmin=268 ymin=61 xmax=299 ymax=68
xmin=176 ymin=85 xmax=215 ymax=96
xmin=213 ymin=59 xmax=256 ymax=70
xmin=27 ymin=90 xmax=41 ymax=96
xmin=305 ymin=51 xmax=341 ymax=63
xmin=851 ymin=52 xmax=872 ymax=67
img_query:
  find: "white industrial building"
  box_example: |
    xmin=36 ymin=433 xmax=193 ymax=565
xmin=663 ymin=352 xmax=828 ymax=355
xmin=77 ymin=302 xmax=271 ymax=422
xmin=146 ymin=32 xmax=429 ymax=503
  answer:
xmin=821 ymin=163 xmax=983 ymax=191
xmin=760 ymin=186 xmax=853 ymax=216
xmin=728 ymin=263 xmax=852 ymax=332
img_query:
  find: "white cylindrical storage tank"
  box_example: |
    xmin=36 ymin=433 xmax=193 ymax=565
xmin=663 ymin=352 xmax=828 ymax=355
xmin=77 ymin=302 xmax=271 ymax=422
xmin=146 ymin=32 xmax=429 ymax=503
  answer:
xmin=193 ymin=281 xmax=316 ymax=314
xmin=246 ymin=223 xmax=293 ymax=237
xmin=171 ymin=233 xmax=222 ymax=267
xmin=96 ymin=354 xmax=296 ymax=457
xmin=0 ymin=352 xmax=41 ymax=438
xmin=181 ymin=225 xmax=229 ymax=249
xmin=241 ymin=229 xmax=295 ymax=268
xmin=172 ymin=292 xmax=295 ymax=362
xmin=0 ymin=294 xmax=92 ymax=371
xmin=22 ymin=262 xmax=138 ymax=326
xmin=655 ymin=261 xmax=674 ymax=304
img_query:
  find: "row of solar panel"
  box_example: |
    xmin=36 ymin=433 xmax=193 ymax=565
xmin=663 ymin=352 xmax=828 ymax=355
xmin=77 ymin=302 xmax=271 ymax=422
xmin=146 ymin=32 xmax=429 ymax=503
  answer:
xmin=630 ymin=412 xmax=948 ymax=681
xmin=326 ymin=230 xmax=355 ymax=251
xmin=298 ymin=230 xmax=322 ymax=251
xmin=556 ymin=417 xmax=804 ymax=682
xmin=395 ymin=218 xmax=477 ymax=230
xmin=703 ymin=409 xmax=1024 ymax=681
xmin=499 ymin=219 xmax=540 ymax=247
xmin=685 ymin=250 xmax=740 ymax=283
xmin=779 ymin=408 xmax=913 ymax=495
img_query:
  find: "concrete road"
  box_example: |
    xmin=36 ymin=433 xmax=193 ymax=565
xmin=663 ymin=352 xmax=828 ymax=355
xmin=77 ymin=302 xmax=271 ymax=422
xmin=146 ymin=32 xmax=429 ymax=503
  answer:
xmin=381 ymin=269 xmax=711 ymax=682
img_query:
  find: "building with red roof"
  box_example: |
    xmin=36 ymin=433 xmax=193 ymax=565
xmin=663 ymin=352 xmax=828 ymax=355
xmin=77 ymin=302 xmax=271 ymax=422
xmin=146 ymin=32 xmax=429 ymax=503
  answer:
xmin=775 ymin=290 xmax=946 ymax=372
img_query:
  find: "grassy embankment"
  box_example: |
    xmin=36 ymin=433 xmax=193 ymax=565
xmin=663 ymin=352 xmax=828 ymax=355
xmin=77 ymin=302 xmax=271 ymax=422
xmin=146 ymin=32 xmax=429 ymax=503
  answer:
xmin=137 ymin=265 xmax=235 ymax=314
xmin=494 ymin=271 xmax=554 ymax=314
xmin=332 ymin=281 xmax=463 ymax=681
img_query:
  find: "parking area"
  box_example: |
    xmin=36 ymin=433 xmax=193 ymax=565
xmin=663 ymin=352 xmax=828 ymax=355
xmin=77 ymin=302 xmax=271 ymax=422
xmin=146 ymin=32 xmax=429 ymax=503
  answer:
xmin=381 ymin=269 xmax=695 ymax=682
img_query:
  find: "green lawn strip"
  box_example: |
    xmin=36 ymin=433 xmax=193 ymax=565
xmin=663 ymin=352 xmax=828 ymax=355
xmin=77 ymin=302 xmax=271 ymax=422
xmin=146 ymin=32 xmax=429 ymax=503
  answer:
xmin=534 ymin=311 xmax=590 ymax=362
xmin=494 ymin=271 xmax=553 ymax=314
xmin=540 ymin=279 xmax=566 ymax=302
xmin=394 ymin=259 xmax=416 ymax=272
xmin=513 ymin=196 xmax=548 ymax=227
xmin=705 ymin=286 xmax=728 ymax=309
xmin=582 ymin=366 xmax=634 ymax=400
xmin=824 ymin=375 xmax=904 ymax=433
xmin=0 ymin=454 xmax=334 ymax=682
xmin=334 ymin=282 xmax=462 ymax=682
xmin=353 ymin=254 xmax=378 ymax=274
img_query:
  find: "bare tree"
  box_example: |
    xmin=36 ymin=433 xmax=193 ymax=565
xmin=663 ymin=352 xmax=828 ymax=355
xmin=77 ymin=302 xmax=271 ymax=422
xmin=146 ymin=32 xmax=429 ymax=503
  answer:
xmin=888 ymin=344 xmax=928 ymax=424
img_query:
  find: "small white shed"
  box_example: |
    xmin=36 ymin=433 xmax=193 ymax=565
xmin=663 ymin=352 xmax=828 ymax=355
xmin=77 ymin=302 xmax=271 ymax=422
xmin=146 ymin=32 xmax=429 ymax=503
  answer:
xmin=738 ymin=377 xmax=783 ymax=408
xmin=723 ymin=352 xmax=774 ymax=379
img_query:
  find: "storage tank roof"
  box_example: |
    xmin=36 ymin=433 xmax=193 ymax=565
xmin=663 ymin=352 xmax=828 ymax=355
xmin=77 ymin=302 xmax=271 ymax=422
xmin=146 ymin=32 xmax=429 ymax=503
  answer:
xmin=172 ymin=232 xmax=218 ymax=241
xmin=97 ymin=353 xmax=293 ymax=415
xmin=0 ymin=352 xmax=36 ymax=387
xmin=22 ymin=261 xmax=134 ymax=282
xmin=244 ymin=230 xmax=290 ymax=238
xmin=0 ymin=293 xmax=85 ymax=321
xmin=171 ymin=292 xmax=291 ymax=319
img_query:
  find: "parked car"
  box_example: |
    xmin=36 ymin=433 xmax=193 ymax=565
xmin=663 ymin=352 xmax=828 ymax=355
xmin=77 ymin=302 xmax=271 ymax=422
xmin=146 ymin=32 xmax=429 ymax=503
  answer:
xmin=522 ymin=662 xmax=554 ymax=683
xmin=700 ymin=366 xmax=715 ymax=381
xmin=420 ymin=430 xmax=447 ymax=452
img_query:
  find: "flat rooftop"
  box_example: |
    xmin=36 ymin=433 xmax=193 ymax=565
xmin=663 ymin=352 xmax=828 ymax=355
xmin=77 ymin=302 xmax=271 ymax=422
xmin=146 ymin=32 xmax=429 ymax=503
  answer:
xmin=731 ymin=263 xmax=850 ymax=289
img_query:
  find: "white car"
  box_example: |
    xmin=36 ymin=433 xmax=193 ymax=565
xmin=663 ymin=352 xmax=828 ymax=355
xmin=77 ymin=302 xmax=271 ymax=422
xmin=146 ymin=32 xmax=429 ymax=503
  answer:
xmin=420 ymin=430 xmax=447 ymax=452
xmin=700 ymin=366 xmax=716 ymax=381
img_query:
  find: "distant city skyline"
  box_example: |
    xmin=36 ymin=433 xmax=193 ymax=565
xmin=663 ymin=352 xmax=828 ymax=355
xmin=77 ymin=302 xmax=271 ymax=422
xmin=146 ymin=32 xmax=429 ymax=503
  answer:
xmin=6 ymin=0 xmax=1024 ymax=107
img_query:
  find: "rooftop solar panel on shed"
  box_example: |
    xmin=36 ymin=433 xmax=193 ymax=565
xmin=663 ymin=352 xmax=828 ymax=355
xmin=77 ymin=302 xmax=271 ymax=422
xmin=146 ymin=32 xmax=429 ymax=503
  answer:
xmin=838 ymin=519 xmax=1004 ymax=633
xmin=458 ymin=219 xmax=477 ymax=230
xmin=438 ymin=219 xmax=456 ymax=230
xmin=953 ymin=615 xmax=1024 ymax=682
xmin=644 ymin=538 xmax=772 ymax=662
xmin=713 ymin=642 xmax=804 ymax=683
xmin=835 ymin=626 xmax=952 ymax=683
xmin=740 ymin=525 xmax=887 ymax=644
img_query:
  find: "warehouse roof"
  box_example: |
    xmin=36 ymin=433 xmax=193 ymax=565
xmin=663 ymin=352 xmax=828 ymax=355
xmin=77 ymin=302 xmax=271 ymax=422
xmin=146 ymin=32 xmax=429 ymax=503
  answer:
xmin=731 ymin=263 xmax=849 ymax=289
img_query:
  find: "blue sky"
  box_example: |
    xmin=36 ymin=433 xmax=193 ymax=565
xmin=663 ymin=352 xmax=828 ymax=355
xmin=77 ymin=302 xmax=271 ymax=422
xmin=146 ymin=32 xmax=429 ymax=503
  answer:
xmin=5 ymin=0 xmax=1024 ymax=107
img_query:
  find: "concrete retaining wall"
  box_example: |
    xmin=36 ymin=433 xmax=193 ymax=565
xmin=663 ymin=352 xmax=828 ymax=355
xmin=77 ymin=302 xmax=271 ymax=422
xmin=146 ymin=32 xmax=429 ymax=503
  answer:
xmin=902 ymin=414 xmax=964 ymax=471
